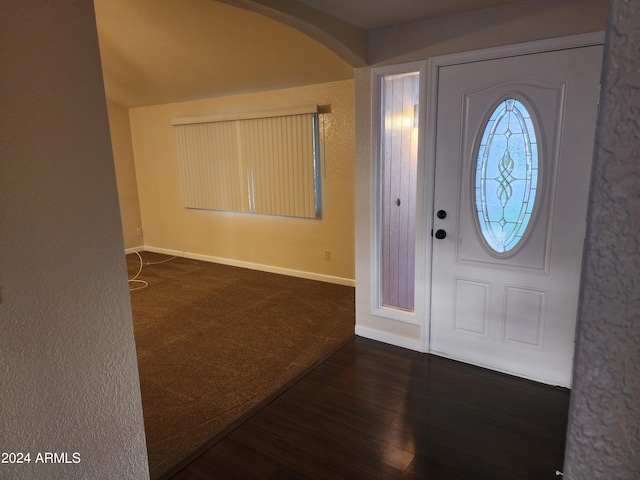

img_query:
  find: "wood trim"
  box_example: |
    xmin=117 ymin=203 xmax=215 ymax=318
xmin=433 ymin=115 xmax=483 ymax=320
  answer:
xmin=355 ymin=325 xmax=424 ymax=352
xmin=142 ymin=245 xmax=356 ymax=286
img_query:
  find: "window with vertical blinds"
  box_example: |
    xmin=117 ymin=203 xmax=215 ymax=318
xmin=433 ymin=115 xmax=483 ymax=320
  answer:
xmin=171 ymin=106 xmax=321 ymax=219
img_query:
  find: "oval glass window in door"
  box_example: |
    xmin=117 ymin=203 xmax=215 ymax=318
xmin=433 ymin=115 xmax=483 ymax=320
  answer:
xmin=475 ymin=98 xmax=539 ymax=254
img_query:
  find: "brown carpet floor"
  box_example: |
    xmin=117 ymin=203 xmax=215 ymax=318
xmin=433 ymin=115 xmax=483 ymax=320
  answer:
xmin=126 ymin=252 xmax=355 ymax=480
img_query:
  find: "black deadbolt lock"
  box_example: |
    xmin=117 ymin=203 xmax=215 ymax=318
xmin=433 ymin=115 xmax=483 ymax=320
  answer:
xmin=436 ymin=209 xmax=447 ymax=219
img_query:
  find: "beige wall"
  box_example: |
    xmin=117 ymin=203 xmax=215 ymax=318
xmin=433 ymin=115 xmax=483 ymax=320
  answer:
xmin=0 ymin=2 xmax=149 ymax=479
xmin=130 ymin=79 xmax=355 ymax=283
xmin=370 ymin=0 xmax=610 ymax=65
xmin=355 ymin=0 xmax=610 ymax=346
xmin=107 ymin=98 xmax=144 ymax=250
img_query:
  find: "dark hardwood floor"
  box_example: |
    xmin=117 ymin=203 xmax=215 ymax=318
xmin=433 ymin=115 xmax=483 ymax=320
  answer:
xmin=171 ymin=337 xmax=570 ymax=480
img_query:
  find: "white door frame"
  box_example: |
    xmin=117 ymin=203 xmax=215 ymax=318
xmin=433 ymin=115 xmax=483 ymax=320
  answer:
xmin=420 ymin=32 xmax=605 ymax=352
xmin=370 ymin=61 xmax=428 ymax=330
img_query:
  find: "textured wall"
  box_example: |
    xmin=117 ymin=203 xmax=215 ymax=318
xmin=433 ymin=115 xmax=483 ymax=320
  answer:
xmin=369 ymin=0 xmax=610 ymax=65
xmin=107 ymin=98 xmax=144 ymax=250
xmin=217 ymin=0 xmax=368 ymax=67
xmin=565 ymin=0 xmax=640 ymax=477
xmin=0 ymin=2 xmax=149 ymax=479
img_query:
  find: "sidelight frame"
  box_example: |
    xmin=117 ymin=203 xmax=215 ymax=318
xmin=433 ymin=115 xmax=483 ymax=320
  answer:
xmin=371 ymin=61 xmax=429 ymax=326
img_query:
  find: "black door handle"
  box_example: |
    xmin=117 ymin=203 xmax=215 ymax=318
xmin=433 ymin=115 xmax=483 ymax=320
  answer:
xmin=435 ymin=229 xmax=447 ymax=240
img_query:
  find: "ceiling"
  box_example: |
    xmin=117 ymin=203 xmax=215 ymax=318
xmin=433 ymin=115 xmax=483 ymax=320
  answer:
xmin=94 ymin=0 xmax=525 ymax=108
xmin=297 ymin=0 xmax=525 ymax=31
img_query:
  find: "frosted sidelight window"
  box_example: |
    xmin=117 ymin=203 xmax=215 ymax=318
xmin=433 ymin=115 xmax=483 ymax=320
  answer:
xmin=379 ymin=72 xmax=419 ymax=311
xmin=172 ymin=107 xmax=320 ymax=219
xmin=475 ymin=98 xmax=539 ymax=254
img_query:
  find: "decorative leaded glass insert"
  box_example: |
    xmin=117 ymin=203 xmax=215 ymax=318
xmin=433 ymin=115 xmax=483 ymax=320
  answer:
xmin=475 ymin=98 xmax=538 ymax=254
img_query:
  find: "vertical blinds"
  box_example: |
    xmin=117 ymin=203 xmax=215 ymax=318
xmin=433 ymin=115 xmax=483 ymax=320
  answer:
xmin=172 ymin=106 xmax=320 ymax=219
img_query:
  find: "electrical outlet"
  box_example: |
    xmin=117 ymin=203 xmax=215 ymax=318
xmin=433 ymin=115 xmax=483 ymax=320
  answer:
xmin=136 ymin=228 xmax=143 ymax=236
xmin=324 ymin=251 xmax=331 ymax=261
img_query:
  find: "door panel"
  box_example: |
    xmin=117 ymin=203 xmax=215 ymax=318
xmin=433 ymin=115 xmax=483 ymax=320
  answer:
xmin=456 ymin=80 xmax=565 ymax=272
xmin=430 ymin=46 xmax=603 ymax=386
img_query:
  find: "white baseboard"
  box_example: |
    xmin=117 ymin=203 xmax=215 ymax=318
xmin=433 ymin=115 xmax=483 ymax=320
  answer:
xmin=132 ymin=245 xmax=355 ymax=287
xmin=355 ymin=325 xmax=424 ymax=352
xmin=124 ymin=246 xmax=145 ymax=254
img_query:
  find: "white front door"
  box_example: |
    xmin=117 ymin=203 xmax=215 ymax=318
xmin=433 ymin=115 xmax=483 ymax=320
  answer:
xmin=429 ymin=46 xmax=603 ymax=386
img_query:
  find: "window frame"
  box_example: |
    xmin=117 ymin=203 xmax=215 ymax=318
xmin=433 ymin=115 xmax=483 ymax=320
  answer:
xmin=371 ymin=61 xmax=429 ymax=325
